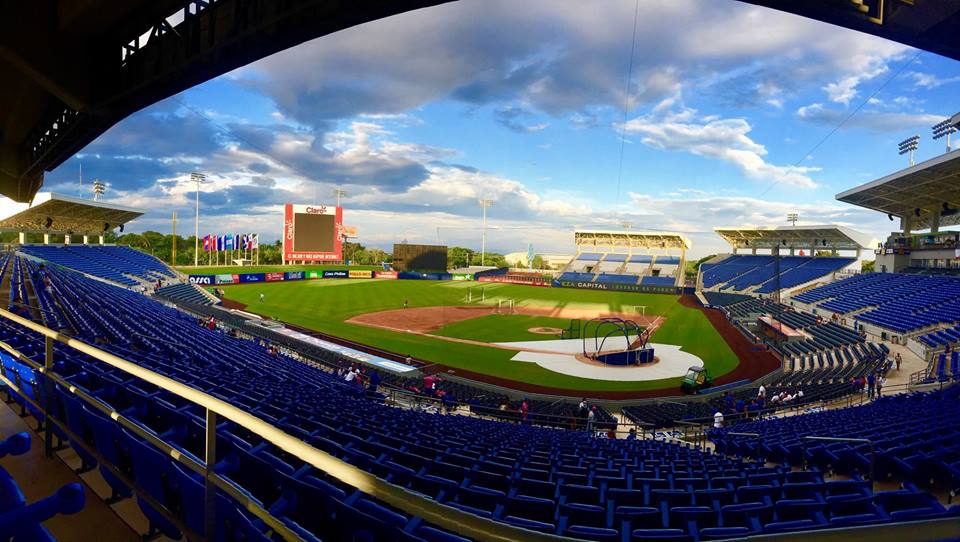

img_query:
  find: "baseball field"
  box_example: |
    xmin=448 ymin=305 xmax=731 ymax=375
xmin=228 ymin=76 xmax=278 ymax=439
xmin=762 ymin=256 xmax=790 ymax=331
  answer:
xmin=210 ymin=272 xmax=744 ymax=394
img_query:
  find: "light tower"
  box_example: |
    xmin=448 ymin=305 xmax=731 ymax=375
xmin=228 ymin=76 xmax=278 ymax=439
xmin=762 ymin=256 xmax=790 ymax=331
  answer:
xmin=332 ymin=188 xmax=347 ymax=207
xmin=932 ymin=112 xmax=960 ymax=152
xmin=787 ymin=213 xmax=799 ymax=227
xmin=478 ymin=199 xmax=495 ymax=266
xmin=188 ymin=172 xmax=206 ymax=267
xmin=898 ymin=135 xmax=920 ymax=166
xmin=92 ymin=180 xmax=105 ymax=201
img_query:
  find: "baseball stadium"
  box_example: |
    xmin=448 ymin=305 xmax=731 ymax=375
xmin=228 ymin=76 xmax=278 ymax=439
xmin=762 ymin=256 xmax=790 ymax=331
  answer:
xmin=0 ymin=2 xmax=959 ymax=542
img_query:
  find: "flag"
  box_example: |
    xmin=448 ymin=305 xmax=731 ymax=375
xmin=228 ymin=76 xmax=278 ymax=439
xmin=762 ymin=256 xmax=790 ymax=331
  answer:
xmin=202 ymin=235 xmax=211 ymax=252
xmin=234 ymin=234 xmax=241 ymax=249
xmin=224 ymin=234 xmax=234 ymax=250
xmin=217 ymin=235 xmax=224 ymax=251
xmin=251 ymin=233 xmax=259 ymax=250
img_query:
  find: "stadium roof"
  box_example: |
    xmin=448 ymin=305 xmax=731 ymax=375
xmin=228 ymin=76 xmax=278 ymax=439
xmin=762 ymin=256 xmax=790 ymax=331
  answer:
xmin=575 ymin=230 xmax=691 ymax=250
xmin=0 ymin=192 xmax=142 ymax=235
xmin=714 ymin=225 xmax=873 ymax=251
xmin=836 ymin=148 xmax=960 ymax=230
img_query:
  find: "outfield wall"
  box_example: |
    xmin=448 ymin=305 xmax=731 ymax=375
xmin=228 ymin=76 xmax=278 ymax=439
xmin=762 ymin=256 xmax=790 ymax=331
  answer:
xmin=188 ymin=269 xmax=398 ymax=285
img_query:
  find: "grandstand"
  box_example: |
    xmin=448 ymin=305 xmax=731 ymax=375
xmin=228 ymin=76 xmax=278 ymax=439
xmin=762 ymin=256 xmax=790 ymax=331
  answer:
xmin=558 ymin=230 xmax=690 ymax=290
xmin=699 ymin=226 xmax=869 ymax=296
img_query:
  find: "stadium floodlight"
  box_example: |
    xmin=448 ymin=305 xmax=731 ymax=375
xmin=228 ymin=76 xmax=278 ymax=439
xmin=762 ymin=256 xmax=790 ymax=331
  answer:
xmin=188 ymin=172 xmax=206 ymax=267
xmin=787 ymin=213 xmax=799 ymax=226
xmin=332 ymin=188 xmax=347 ymax=207
xmin=932 ymin=112 xmax=960 ymax=152
xmin=898 ymin=135 xmax=920 ymax=166
xmin=620 ymin=220 xmax=633 ymax=230
xmin=92 ymin=179 xmax=105 ymax=202
xmin=478 ymin=199 xmax=495 ymax=266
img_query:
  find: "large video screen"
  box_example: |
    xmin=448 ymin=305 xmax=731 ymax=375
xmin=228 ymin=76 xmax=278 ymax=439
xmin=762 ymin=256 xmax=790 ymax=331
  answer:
xmin=283 ymin=204 xmax=343 ymax=262
xmin=393 ymin=244 xmax=448 ymax=272
xmin=293 ymin=213 xmax=335 ymax=252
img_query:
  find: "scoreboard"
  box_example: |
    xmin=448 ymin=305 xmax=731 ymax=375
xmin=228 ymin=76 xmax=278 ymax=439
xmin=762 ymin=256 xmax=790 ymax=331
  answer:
xmin=283 ymin=203 xmax=343 ymax=262
xmin=392 ymin=244 xmax=448 ymax=272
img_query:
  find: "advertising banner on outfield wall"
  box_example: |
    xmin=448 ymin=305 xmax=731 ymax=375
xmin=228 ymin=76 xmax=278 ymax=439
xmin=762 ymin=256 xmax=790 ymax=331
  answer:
xmin=323 ymin=270 xmax=348 ymax=278
xmin=188 ymin=275 xmax=213 ymax=285
xmin=215 ymin=274 xmax=236 ymax=285
xmin=375 ymin=271 xmax=398 ymax=279
xmin=265 ymin=272 xmax=284 ymax=282
xmin=557 ymin=280 xmax=678 ymax=294
xmin=451 ymin=273 xmax=473 ymax=281
xmin=306 ymin=270 xmax=322 ymax=279
xmin=238 ymin=273 xmax=263 ymax=283
xmin=284 ymin=271 xmax=305 ymax=281
xmin=348 ymin=270 xmax=373 ymax=279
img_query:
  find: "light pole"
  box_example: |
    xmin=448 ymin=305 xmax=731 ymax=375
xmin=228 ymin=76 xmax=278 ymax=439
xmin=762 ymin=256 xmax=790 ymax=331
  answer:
xmin=189 ymin=172 xmax=206 ymax=267
xmin=92 ymin=180 xmax=105 ymax=202
xmin=932 ymin=112 xmax=960 ymax=152
xmin=898 ymin=135 xmax=920 ymax=166
xmin=787 ymin=213 xmax=799 ymax=227
xmin=478 ymin=199 xmax=495 ymax=266
xmin=332 ymin=188 xmax=347 ymax=207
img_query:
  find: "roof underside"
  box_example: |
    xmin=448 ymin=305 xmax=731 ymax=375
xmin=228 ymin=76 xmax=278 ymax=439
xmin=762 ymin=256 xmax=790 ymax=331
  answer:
xmin=575 ymin=230 xmax=691 ymax=250
xmin=836 ymin=148 xmax=960 ymax=229
xmin=714 ymin=225 xmax=872 ymax=250
xmin=0 ymin=193 xmax=143 ymax=235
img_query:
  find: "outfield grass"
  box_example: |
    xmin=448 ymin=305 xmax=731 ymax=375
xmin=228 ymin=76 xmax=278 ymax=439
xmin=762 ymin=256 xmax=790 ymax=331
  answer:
xmin=434 ymin=314 xmax=573 ymax=343
xmin=178 ymin=264 xmax=381 ymax=275
xmin=218 ymin=279 xmax=738 ymax=392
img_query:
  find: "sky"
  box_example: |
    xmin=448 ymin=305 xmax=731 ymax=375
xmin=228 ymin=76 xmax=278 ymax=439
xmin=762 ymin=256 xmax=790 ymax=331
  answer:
xmin=21 ymin=0 xmax=960 ymax=258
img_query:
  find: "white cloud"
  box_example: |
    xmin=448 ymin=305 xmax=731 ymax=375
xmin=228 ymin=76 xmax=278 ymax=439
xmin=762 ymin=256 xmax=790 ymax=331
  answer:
xmin=907 ymin=71 xmax=960 ymax=89
xmin=796 ymin=102 xmax=943 ymax=132
xmin=623 ymin=108 xmax=818 ymax=189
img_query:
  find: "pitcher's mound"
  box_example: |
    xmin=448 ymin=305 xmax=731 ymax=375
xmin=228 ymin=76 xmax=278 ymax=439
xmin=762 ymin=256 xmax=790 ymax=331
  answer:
xmin=528 ymin=327 xmax=563 ymax=335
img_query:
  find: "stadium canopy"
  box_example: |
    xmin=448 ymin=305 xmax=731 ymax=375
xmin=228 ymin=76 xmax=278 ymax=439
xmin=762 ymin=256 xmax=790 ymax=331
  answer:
xmin=0 ymin=192 xmax=142 ymax=237
xmin=836 ymin=147 xmax=960 ymax=233
xmin=575 ymin=230 xmax=691 ymax=251
xmin=714 ymin=225 xmax=873 ymax=254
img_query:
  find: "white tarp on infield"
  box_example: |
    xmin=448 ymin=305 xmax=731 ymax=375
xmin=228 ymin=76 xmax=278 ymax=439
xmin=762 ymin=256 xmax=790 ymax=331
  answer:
xmin=496 ymin=338 xmax=702 ymax=381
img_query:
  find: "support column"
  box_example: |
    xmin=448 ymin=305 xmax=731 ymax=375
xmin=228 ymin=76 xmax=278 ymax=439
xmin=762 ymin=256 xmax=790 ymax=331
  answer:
xmin=901 ymin=216 xmax=913 ymax=236
xmin=98 ymin=235 xmax=105 ymax=245
xmin=17 ymin=232 xmax=24 ymax=244
xmin=63 ymin=235 xmax=71 ymax=245
xmin=930 ymin=209 xmax=941 ymax=234
xmin=82 ymin=235 xmax=90 ymax=245
xmin=751 ymin=247 xmax=757 ymax=255
xmin=43 ymin=233 xmax=50 ymax=245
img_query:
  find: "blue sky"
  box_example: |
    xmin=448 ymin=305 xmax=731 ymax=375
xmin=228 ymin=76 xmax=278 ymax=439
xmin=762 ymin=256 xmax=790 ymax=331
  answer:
xmin=25 ymin=0 xmax=960 ymax=257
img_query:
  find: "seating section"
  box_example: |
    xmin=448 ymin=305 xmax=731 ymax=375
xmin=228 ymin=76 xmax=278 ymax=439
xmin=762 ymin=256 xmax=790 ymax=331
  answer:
xmin=155 ymin=283 xmax=218 ymax=306
xmin=702 ymin=292 xmax=751 ymax=308
xmin=711 ymin=387 xmax=960 ymax=496
xmin=701 ymin=256 xmax=852 ymax=292
xmin=794 ymin=273 xmax=960 ymax=333
xmin=561 ymin=251 xmax=683 ymax=287
xmin=19 ymin=245 xmax=176 ymax=286
xmin=0 ymin=419 xmax=86 ymax=540
xmin=641 ymin=276 xmax=677 ymax=287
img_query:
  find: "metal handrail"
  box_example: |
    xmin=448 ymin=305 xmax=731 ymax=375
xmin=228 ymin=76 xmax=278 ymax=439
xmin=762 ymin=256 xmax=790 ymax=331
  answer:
xmin=0 ymin=307 xmax=578 ymax=542
xmin=802 ymin=436 xmax=875 ymax=488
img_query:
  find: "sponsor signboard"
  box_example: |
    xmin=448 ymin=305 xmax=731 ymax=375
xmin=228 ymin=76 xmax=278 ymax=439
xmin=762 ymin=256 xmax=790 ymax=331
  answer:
xmin=188 ymin=275 xmax=213 ymax=285
xmin=375 ymin=271 xmax=398 ymax=279
xmin=478 ymin=275 xmax=551 ymax=287
xmin=215 ymin=274 xmax=236 ymax=285
xmin=284 ymin=271 xmax=305 ymax=281
xmin=451 ymin=273 xmax=473 ymax=281
xmin=306 ymin=270 xmax=322 ymax=279
xmin=238 ymin=273 xmax=263 ymax=283
xmin=323 ymin=270 xmax=348 ymax=278
xmin=348 ymin=269 xmax=373 ymax=279
xmin=557 ymin=280 xmax=678 ymax=294
xmin=265 ymin=272 xmax=285 ymax=282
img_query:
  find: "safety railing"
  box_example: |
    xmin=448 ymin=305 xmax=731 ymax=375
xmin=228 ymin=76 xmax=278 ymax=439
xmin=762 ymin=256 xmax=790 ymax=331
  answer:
xmin=0 ymin=307 xmax=576 ymax=542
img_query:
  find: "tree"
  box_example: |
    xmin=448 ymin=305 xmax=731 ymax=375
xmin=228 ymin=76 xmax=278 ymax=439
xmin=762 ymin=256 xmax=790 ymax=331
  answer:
xmin=470 ymin=252 xmax=507 ymax=268
xmin=532 ymin=255 xmax=544 ymax=270
xmin=447 ymin=247 xmax=474 ymax=268
xmin=861 ymin=259 xmax=875 ymax=273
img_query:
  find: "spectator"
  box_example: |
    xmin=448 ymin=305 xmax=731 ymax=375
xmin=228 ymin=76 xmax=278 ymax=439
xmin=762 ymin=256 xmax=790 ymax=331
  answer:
xmin=345 ymin=366 xmax=357 ymax=384
xmin=757 ymin=384 xmax=766 ymax=400
xmin=578 ymin=398 xmax=588 ymax=428
xmin=586 ymin=407 xmax=596 ymax=433
xmin=627 ymin=428 xmax=637 ymax=440
xmin=876 ymin=374 xmax=884 ymax=398
xmin=713 ymin=410 xmax=724 ymax=429
xmin=207 ymin=316 xmax=217 ymax=331
xmin=735 ymin=398 xmax=745 ymax=417
xmin=368 ymin=370 xmax=381 ymax=393
xmin=867 ymin=372 xmax=876 ymax=399
xmin=520 ymin=398 xmax=529 ymax=424
xmin=723 ymin=391 xmax=735 ymax=414
xmin=895 ymin=352 xmax=902 ymax=371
